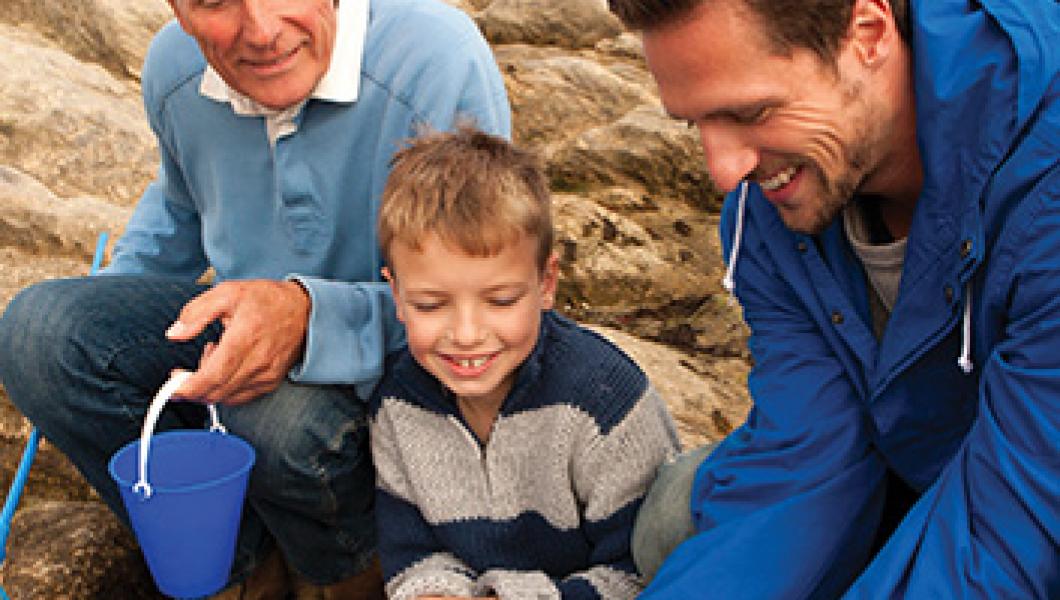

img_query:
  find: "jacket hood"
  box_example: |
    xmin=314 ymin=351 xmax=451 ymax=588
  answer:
xmin=910 ymin=0 xmax=1058 ymax=227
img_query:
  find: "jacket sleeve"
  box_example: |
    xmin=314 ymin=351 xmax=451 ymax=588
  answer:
xmin=371 ymin=398 xmax=479 ymax=600
xmin=844 ymin=168 xmax=1060 ymax=598
xmin=287 ymin=25 xmax=510 ymax=392
xmin=642 ymin=198 xmax=889 ymax=599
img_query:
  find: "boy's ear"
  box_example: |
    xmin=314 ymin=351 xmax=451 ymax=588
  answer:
xmin=381 ymin=267 xmax=406 ymax=323
xmin=539 ymin=252 xmax=559 ymax=310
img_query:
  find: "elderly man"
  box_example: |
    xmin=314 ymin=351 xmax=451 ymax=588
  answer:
xmin=0 ymin=0 xmax=509 ymax=597
xmin=610 ymin=0 xmax=1059 ymax=597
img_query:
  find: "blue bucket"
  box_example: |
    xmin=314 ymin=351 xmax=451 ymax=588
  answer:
xmin=107 ymin=373 xmax=255 ymax=599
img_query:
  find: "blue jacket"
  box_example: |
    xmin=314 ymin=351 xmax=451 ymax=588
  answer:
xmin=104 ymin=0 xmax=510 ymax=398
xmin=645 ymin=0 xmax=1059 ymax=597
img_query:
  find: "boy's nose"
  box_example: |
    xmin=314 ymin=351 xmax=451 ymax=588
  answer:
xmin=448 ymin=311 xmax=486 ymax=347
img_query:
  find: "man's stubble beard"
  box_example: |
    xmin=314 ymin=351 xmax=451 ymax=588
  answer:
xmin=793 ymin=81 xmax=880 ymax=236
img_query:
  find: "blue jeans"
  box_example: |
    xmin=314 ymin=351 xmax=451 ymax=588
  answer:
xmin=0 ymin=275 xmax=376 ymax=585
xmin=631 ymin=443 xmax=715 ymax=581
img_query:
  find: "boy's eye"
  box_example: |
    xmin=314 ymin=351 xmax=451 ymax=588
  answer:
xmin=488 ymin=296 xmax=520 ymax=308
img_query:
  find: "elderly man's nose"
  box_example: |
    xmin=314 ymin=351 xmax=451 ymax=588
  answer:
xmin=243 ymin=0 xmax=282 ymax=47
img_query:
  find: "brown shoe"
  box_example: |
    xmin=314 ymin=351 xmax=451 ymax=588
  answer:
xmin=210 ymin=547 xmax=291 ymax=600
xmin=290 ymin=557 xmax=385 ymax=600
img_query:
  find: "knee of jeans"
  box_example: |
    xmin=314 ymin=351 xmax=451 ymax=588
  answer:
xmin=1 ymin=280 xmax=91 ymax=381
xmin=233 ymin=395 xmax=370 ymax=493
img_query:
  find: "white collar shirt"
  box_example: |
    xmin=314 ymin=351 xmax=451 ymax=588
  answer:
xmin=198 ymin=0 xmax=368 ymax=144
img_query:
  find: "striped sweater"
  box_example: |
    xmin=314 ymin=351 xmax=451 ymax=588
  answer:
xmin=369 ymin=311 xmax=680 ymax=600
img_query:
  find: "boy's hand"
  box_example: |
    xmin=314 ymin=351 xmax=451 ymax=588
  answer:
xmin=166 ymin=279 xmax=310 ymax=405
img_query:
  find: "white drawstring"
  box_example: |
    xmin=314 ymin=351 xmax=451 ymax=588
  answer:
xmin=957 ymin=282 xmax=974 ymax=373
xmin=722 ymin=181 xmax=749 ymax=294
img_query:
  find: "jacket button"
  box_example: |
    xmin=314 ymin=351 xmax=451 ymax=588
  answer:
xmin=960 ymin=239 xmax=973 ymax=258
xmin=944 ymin=285 xmax=955 ymax=303
xmin=797 ymin=241 xmax=808 ymax=253
xmin=831 ymin=310 xmax=844 ymax=325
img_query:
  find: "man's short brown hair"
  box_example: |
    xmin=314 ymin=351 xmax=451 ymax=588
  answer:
xmin=608 ymin=0 xmax=908 ymax=63
xmin=378 ymin=126 xmax=553 ymax=271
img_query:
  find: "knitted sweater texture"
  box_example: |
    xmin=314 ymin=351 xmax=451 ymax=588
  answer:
xmin=370 ymin=311 xmax=680 ymax=599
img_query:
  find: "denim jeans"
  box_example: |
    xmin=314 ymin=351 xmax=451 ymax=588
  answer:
xmin=0 ymin=275 xmax=377 ymax=585
xmin=631 ymin=443 xmax=716 ymax=581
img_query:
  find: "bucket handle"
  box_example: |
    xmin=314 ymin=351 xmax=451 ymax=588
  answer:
xmin=133 ymin=371 xmax=227 ymax=500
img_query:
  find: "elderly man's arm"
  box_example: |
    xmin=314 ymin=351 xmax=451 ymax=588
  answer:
xmin=169 ymin=4 xmax=511 ymax=404
xmin=275 ymin=7 xmax=512 ymax=398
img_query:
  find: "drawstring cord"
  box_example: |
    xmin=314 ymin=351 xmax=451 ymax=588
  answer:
xmin=719 ymin=178 xmax=975 ymax=374
xmin=722 ymin=181 xmax=749 ymax=294
xmin=957 ymin=282 xmax=974 ymax=373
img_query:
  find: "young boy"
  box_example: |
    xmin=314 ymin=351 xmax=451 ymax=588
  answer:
xmin=369 ymin=126 xmax=681 ymax=600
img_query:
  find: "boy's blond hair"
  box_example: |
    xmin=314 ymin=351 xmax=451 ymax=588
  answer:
xmin=378 ymin=126 xmax=553 ymax=271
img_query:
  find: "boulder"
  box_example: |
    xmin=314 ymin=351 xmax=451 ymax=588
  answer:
xmin=0 ymin=26 xmax=156 ymax=206
xmin=0 ymin=166 xmax=128 ymax=261
xmin=550 ymin=103 xmax=720 ymax=211
xmin=477 ymin=0 xmax=624 ymax=50
xmin=0 ymin=501 xmax=162 ymax=599
xmin=495 ymin=46 xmax=657 ymax=153
xmin=0 ymin=0 xmax=172 ymax=80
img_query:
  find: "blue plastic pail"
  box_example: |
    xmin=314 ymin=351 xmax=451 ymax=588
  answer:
xmin=107 ymin=373 xmax=255 ymax=599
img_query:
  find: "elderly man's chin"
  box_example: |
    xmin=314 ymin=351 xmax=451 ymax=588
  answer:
xmin=215 ymin=50 xmax=330 ymax=110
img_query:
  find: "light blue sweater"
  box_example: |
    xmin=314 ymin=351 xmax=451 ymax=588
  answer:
xmin=104 ymin=0 xmax=511 ymax=398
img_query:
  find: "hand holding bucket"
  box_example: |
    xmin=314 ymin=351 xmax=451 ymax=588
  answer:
xmin=108 ymin=372 xmax=256 ymax=599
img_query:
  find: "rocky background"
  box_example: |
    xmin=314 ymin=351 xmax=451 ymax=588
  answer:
xmin=0 ymin=0 xmax=751 ymax=596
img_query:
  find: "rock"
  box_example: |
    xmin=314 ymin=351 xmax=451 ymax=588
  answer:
xmin=0 ymin=501 xmax=163 ymax=599
xmin=588 ymin=325 xmax=744 ymax=448
xmin=476 ymin=0 xmax=624 ymax=50
xmin=550 ymin=103 xmax=721 ymax=211
xmin=0 ymin=167 xmax=129 ymax=262
xmin=594 ymin=32 xmax=645 ymax=61
xmin=495 ymin=46 xmax=657 ymax=154
xmin=0 ymin=25 xmax=157 ymax=206
xmin=0 ymin=0 xmax=172 ymax=80
xmin=554 ymin=193 xmax=714 ymax=309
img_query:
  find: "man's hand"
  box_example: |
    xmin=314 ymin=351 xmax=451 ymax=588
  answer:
xmin=166 ymin=279 xmax=311 ymax=405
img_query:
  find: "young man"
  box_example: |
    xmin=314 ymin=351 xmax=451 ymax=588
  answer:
xmin=0 ymin=0 xmax=510 ymax=597
xmin=369 ymin=127 xmax=681 ymax=599
xmin=608 ymin=0 xmax=1059 ymax=597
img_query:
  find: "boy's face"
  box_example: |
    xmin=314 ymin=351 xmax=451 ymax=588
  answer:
xmin=385 ymin=233 xmax=558 ymax=409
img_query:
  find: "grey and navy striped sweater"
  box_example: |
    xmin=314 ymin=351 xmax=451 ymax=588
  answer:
xmin=369 ymin=311 xmax=680 ymax=600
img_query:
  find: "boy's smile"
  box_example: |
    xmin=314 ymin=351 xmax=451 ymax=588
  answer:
xmin=385 ymin=233 xmax=559 ymax=412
